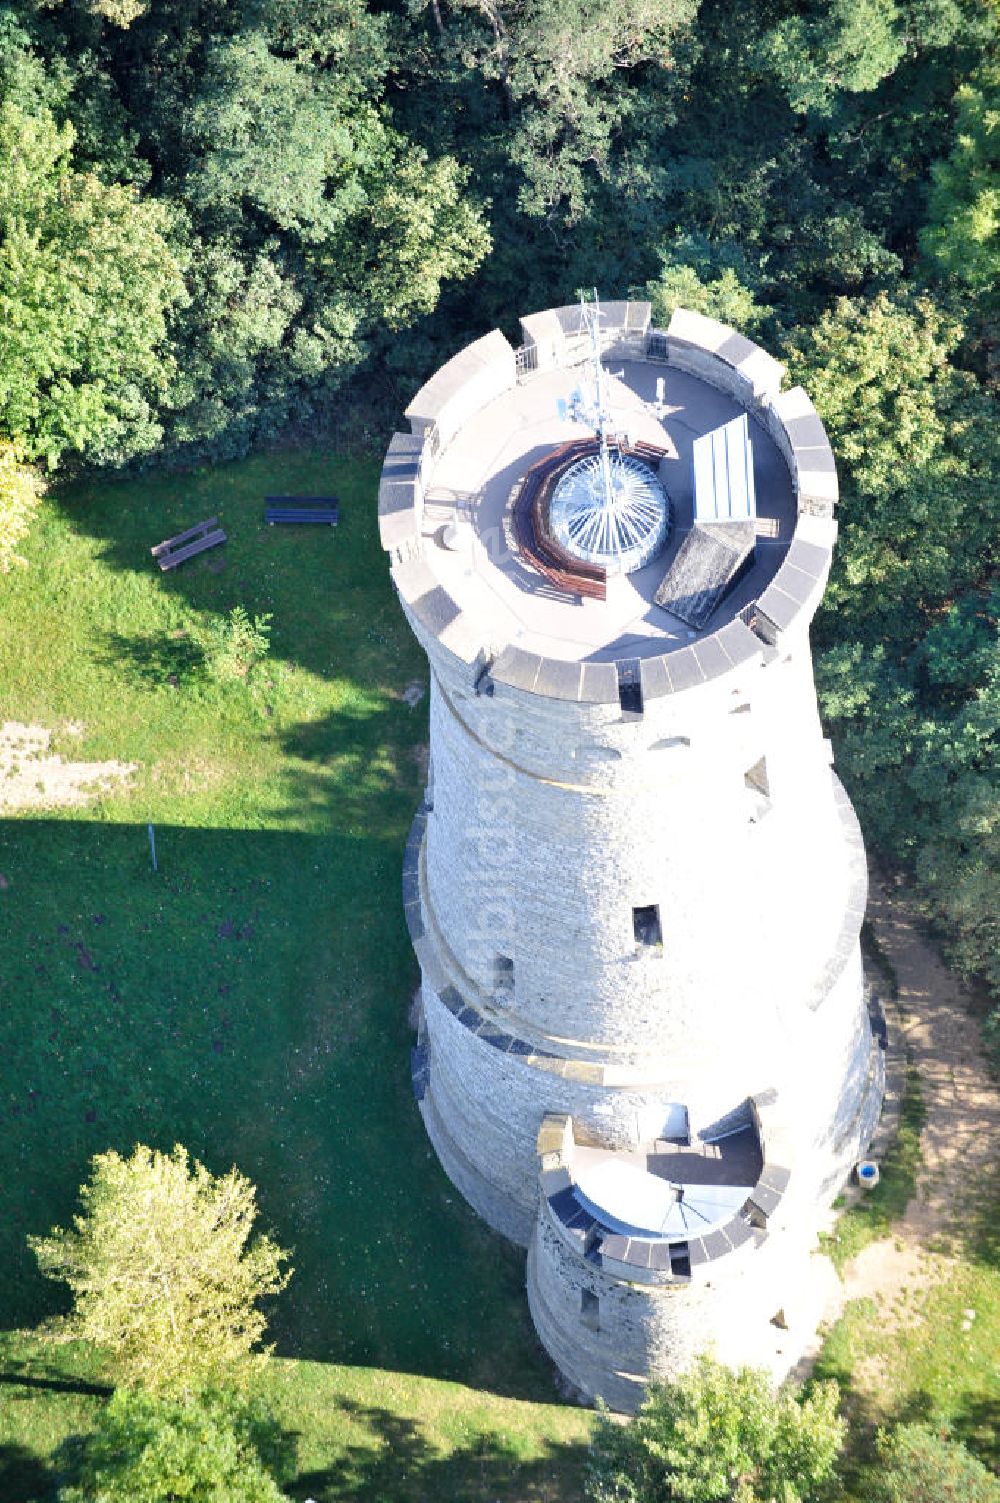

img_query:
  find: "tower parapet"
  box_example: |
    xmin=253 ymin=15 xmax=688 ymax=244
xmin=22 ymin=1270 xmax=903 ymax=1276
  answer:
xmin=381 ymin=302 xmax=883 ymax=1407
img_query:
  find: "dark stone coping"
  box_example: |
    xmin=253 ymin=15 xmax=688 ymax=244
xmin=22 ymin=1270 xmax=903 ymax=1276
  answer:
xmin=410 ymin=1041 xmax=429 ymax=1102
xmin=409 ymin=586 xmax=461 ymax=638
xmin=535 ymin=1104 xmax=788 ymax=1286
xmin=433 ymin=977 xmax=609 ymax=1077
xmin=401 ymin=801 xmax=428 ymax=945
xmin=378 ymin=431 xmax=424 ymax=553
xmin=383 ymin=304 xmax=839 ymax=704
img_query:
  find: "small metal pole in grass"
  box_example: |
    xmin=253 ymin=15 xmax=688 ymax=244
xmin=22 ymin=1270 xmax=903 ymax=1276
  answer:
xmin=148 ymin=822 xmax=158 ymax=873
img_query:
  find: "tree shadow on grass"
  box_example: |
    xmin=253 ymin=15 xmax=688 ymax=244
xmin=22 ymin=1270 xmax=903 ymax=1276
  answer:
xmin=98 ymin=630 xmax=205 ymax=688
xmin=952 ymin=1394 xmax=1000 ymax=1470
xmin=0 ymin=1443 xmax=55 ymax=1503
xmin=0 ymin=1371 xmax=111 ymax=1400
xmin=0 ymin=816 xmax=553 ymax=1402
xmin=287 ymin=1399 xmax=588 ymax=1503
xmin=49 ymin=452 xmax=419 ymax=688
xmin=806 ymin=1305 xmax=886 ymax=1496
xmin=261 ymin=702 xmax=426 ymax=840
xmin=966 ymin=1161 xmax=1000 ymax=1271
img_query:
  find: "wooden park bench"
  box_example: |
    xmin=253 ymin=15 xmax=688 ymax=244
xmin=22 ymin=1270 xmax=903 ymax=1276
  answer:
xmin=265 ymin=495 xmax=340 ymax=526
xmin=151 ymin=517 xmax=226 ymax=572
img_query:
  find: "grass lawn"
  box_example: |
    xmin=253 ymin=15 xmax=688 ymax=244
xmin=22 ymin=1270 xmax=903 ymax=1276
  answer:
xmin=809 ymin=942 xmax=1000 ymax=1498
xmin=0 ymin=453 xmax=592 ymax=1498
xmin=811 ymin=1231 xmax=1000 ymax=1498
xmin=0 ymin=1334 xmax=590 ymax=1502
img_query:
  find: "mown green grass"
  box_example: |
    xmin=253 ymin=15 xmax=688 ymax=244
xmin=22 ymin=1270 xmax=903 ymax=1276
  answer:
xmin=0 ymin=1334 xmax=591 ymax=1502
xmin=0 ymin=454 xmax=590 ymax=1498
xmin=812 ymin=1244 xmax=1000 ymax=1500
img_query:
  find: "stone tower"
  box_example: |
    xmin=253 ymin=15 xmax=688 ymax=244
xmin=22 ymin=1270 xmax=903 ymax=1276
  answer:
xmin=379 ymin=302 xmax=884 ymax=1411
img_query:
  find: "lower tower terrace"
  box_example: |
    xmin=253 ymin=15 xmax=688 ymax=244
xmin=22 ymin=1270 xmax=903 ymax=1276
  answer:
xmin=382 ymin=301 xmax=885 ymax=1408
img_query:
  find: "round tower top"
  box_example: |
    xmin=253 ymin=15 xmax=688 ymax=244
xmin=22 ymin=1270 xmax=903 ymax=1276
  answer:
xmin=379 ymin=303 xmax=839 ymax=705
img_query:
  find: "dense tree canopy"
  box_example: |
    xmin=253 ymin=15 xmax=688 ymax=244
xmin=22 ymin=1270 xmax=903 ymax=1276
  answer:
xmin=0 ymin=102 xmax=184 ymax=467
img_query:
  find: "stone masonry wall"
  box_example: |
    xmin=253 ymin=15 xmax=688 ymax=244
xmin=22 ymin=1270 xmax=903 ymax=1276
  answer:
xmin=386 ymin=306 xmax=879 ymax=1405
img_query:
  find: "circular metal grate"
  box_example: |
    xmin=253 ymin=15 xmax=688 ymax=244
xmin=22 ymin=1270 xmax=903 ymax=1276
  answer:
xmin=548 ymin=450 xmax=670 ymax=576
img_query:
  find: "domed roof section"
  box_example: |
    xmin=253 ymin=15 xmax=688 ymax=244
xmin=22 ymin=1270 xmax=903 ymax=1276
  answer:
xmin=548 ymin=449 xmax=671 ymax=576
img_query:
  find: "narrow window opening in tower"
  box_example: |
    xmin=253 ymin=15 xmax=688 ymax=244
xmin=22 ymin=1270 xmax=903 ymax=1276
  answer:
xmin=745 ymin=757 xmax=770 ymax=797
xmin=617 ymin=658 xmax=643 ymax=717
xmin=495 ymin=955 xmax=514 ymax=997
xmin=580 ymin=1289 xmax=600 ymax=1331
xmin=633 ymin=904 xmax=663 ymax=952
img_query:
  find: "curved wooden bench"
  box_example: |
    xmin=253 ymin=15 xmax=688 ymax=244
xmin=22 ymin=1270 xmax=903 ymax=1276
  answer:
xmin=513 ymin=437 xmax=668 ymax=601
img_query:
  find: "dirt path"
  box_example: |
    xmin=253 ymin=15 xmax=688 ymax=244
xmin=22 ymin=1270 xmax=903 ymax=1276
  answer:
xmin=834 ymin=866 xmax=1000 ymax=1312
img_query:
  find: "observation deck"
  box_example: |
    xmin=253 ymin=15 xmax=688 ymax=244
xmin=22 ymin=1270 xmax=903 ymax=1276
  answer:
xmin=379 ymin=302 xmax=840 ymax=704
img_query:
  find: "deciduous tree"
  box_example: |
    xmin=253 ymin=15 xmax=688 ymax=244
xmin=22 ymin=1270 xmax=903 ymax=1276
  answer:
xmin=0 ymin=440 xmax=42 ymax=573
xmin=0 ymin=103 xmax=185 ymax=468
xmin=871 ymin=1422 xmax=1000 ymax=1503
xmin=586 ymin=1356 xmax=845 ymax=1503
xmin=57 ymin=1388 xmax=291 ymax=1503
xmin=30 ymin=1144 xmax=291 ymax=1397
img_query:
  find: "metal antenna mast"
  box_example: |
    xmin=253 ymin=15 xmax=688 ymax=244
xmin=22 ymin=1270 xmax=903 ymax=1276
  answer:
xmin=580 ymin=290 xmax=617 ymax=509
xmin=545 ymin=291 xmax=671 ymax=576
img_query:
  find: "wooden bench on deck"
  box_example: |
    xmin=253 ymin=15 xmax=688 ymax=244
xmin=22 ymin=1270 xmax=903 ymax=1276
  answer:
xmin=265 ymin=496 xmax=340 ymax=525
xmin=151 ymin=517 xmax=226 ymax=571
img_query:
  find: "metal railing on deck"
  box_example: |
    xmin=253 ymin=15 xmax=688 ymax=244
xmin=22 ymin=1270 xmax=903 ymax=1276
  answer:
xmin=514 ymin=344 xmax=539 ymax=379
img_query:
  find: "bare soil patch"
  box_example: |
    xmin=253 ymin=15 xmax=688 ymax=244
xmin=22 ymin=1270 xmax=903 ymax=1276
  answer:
xmin=0 ymin=722 xmax=135 ymax=810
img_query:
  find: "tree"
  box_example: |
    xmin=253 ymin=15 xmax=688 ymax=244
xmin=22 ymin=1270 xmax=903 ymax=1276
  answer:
xmin=0 ymin=440 xmax=43 ymax=573
xmin=155 ymin=25 xmax=489 ymax=460
xmin=921 ymin=66 xmax=1000 ymax=308
xmin=642 ymin=241 xmax=770 ymax=336
xmin=870 ymin=1422 xmax=1000 ymax=1503
xmin=757 ymin=0 xmax=905 ymax=116
xmin=57 ymin=1388 xmax=291 ymax=1503
xmin=410 ymin=0 xmax=697 ymax=225
xmin=586 ymin=1356 xmax=845 ymax=1503
xmin=816 ymin=591 xmax=1000 ymax=1058
xmin=29 ymin=1144 xmax=291 ymax=1397
xmin=0 ymin=102 xmax=185 ymax=468
xmin=784 ymin=292 xmax=1000 ymax=638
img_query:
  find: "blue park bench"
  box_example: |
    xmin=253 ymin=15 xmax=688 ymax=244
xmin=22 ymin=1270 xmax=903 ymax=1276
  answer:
xmin=265 ymin=495 xmax=340 ymax=525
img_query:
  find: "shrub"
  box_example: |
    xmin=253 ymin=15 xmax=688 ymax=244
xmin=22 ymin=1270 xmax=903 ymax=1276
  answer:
xmin=586 ymin=1356 xmax=845 ymax=1503
xmin=199 ymin=606 xmax=273 ymax=682
xmin=56 ymin=1388 xmax=292 ymax=1503
xmin=870 ymin=1423 xmax=1000 ymax=1503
